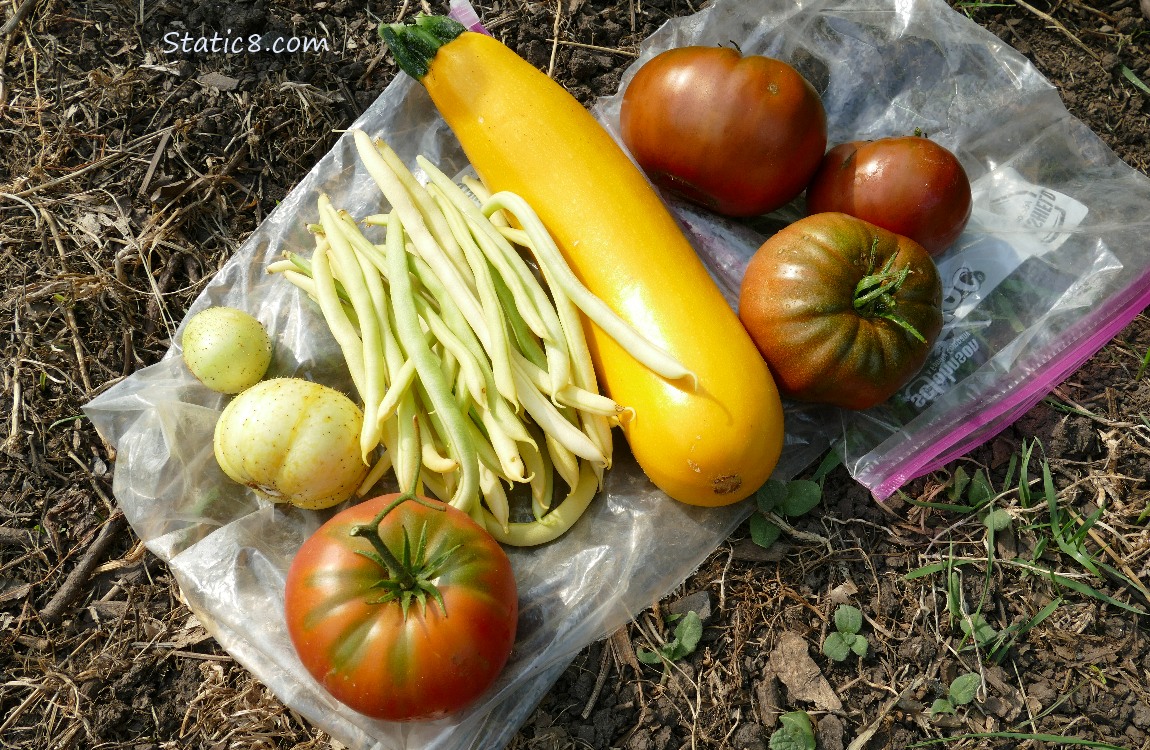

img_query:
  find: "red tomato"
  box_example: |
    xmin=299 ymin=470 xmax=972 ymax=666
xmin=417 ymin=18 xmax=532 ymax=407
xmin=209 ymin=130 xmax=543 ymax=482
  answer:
xmin=805 ymin=136 xmax=972 ymax=255
xmin=620 ymin=46 xmax=827 ymax=217
xmin=739 ymin=212 xmax=943 ymax=410
xmin=284 ymin=492 xmax=518 ymax=722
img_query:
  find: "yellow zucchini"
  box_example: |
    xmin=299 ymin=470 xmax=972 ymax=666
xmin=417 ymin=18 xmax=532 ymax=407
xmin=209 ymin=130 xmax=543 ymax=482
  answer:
xmin=381 ymin=17 xmax=784 ymax=506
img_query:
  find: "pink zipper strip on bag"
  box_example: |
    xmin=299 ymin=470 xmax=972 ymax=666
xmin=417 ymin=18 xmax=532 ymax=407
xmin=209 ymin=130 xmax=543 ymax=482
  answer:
xmin=866 ymin=273 xmax=1150 ymax=500
xmin=449 ymin=0 xmax=491 ymax=34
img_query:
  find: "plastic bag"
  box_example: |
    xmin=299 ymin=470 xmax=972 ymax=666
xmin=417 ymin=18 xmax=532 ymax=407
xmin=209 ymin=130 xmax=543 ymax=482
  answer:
xmin=594 ymin=0 xmax=1150 ymax=501
xmin=83 ymin=0 xmax=1150 ymax=747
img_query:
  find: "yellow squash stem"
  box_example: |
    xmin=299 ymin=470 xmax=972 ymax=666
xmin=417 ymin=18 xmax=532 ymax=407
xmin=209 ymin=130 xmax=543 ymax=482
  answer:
xmin=381 ymin=17 xmax=785 ymax=507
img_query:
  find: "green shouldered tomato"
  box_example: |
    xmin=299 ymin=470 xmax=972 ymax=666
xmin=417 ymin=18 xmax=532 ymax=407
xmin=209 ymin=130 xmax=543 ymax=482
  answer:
xmin=284 ymin=492 xmax=518 ymax=721
xmin=739 ymin=212 xmax=944 ymax=410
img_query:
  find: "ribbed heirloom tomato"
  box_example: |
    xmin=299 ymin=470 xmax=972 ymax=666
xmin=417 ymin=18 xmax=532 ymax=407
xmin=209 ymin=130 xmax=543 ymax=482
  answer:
xmin=739 ymin=212 xmax=944 ymax=411
xmin=620 ymin=46 xmax=827 ymax=217
xmin=284 ymin=492 xmax=518 ymax=722
xmin=805 ymin=135 xmax=973 ymax=256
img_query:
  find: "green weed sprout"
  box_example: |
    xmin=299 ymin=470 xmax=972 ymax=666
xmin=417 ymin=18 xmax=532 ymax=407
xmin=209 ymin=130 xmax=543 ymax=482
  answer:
xmin=822 ymin=604 xmax=869 ymax=661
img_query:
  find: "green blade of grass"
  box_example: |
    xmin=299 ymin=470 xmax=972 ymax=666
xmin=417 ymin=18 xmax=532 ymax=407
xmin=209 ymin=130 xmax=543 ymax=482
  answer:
xmin=1121 ymin=64 xmax=1150 ymax=96
xmin=1002 ymin=450 xmax=1020 ymax=494
xmin=905 ymin=559 xmax=974 ymax=580
xmin=947 ymin=544 xmax=962 ymax=628
xmin=910 ymin=731 xmax=1125 ymax=749
xmin=1047 ymin=570 xmax=1147 ymax=615
xmin=1017 ymin=439 xmax=1038 ymax=508
xmin=810 ymin=448 xmax=842 ymax=483
xmin=988 ymin=596 xmax=1062 ymax=663
xmin=1031 ymin=535 xmax=1049 ymax=562
xmin=954 ymin=0 xmax=1015 ymax=9
xmin=1042 ymin=456 xmax=1103 ymax=577
xmin=901 ymin=496 xmax=979 ymax=513
xmin=1135 ymin=345 xmax=1150 ymax=381
xmin=1068 ymin=504 xmax=1104 ymax=547
xmin=966 ymin=518 xmax=998 ymax=650
xmin=1092 ymin=553 xmax=1150 ymax=602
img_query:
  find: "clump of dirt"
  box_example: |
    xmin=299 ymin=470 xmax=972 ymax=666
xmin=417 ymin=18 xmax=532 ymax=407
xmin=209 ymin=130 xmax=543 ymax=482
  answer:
xmin=2 ymin=0 xmax=1149 ymax=748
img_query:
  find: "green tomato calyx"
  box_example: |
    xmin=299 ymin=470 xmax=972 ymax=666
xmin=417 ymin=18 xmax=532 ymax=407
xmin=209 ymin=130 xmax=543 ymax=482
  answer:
xmin=349 ymin=490 xmax=458 ymax=619
xmin=853 ymin=242 xmax=927 ymax=344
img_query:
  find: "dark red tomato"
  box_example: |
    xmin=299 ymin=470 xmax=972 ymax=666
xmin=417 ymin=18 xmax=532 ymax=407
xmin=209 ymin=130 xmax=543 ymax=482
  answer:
xmin=284 ymin=492 xmax=518 ymax=722
xmin=739 ymin=212 xmax=943 ymax=410
xmin=619 ymin=46 xmax=827 ymax=218
xmin=805 ymin=136 xmax=972 ymax=256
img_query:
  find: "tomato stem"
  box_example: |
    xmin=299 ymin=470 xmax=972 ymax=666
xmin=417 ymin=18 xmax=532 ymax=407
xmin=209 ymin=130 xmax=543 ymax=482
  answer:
xmin=349 ymin=488 xmax=454 ymax=617
xmin=853 ymin=242 xmax=928 ymax=344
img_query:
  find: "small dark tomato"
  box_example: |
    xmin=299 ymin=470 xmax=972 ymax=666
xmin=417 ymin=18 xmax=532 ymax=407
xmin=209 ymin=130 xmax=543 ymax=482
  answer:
xmin=805 ymin=135 xmax=973 ymax=256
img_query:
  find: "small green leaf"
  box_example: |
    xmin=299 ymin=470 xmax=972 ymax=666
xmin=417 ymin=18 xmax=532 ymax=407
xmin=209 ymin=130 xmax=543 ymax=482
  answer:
xmin=948 ymin=672 xmax=981 ymax=705
xmin=949 ymin=466 xmax=971 ymax=501
xmin=960 ymin=613 xmax=997 ymax=645
xmin=636 ymin=648 xmax=663 ymax=665
xmin=930 ymin=698 xmax=956 ymax=715
xmin=834 ymin=604 xmax=863 ymax=635
xmin=769 ymin=711 xmax=816 ymax=750
xmin=946 ymin=569 xmax=962 ymax=624
xmin=756 ymin=480 xmax=786 ymax=513
xmin=668 ymin=610 xmax=703 ymax=660
xmin=983 ymin=508 xmax=1013 ymax=532
xmin=822 ymin=631 xmax=851 ymax=662
xmin=638 ymin=611 xmax=704 ymax=666
xmin=849 ymin=633 xmax=869 ymax=657
xmin=967 ymin=469 xmax=995 ymax=507
xmin=750 ymin=514 xmax=782 ymax=549
xmin=780 ymin=480 xmax=822 ymax=517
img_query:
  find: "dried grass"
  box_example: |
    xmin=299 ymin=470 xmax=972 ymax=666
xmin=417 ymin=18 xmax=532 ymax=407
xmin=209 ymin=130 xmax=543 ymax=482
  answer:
xmin=2 ymin=0 xmax=1150 ymax=748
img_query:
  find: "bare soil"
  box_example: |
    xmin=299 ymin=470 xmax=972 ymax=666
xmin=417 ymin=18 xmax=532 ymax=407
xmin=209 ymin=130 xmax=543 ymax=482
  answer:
xmin=2 ymin=0 xmax=1150 ymax=748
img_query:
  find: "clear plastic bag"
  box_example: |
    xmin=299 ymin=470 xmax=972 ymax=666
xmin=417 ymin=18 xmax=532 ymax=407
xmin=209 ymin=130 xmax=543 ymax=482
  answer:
xmin=593 ymin=0 xmax=1150 ymax=501
xmin=83 ymin=0 xmax=1150 ymax=747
